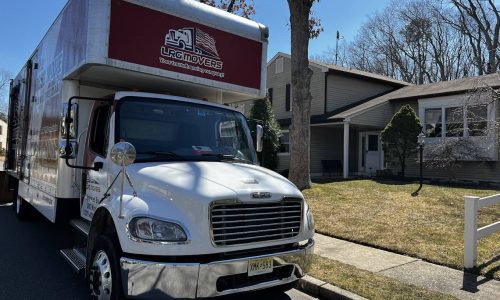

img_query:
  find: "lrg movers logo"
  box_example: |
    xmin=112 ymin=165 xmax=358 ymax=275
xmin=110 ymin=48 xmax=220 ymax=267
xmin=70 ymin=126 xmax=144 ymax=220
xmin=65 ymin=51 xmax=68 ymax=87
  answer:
xmin=160 ymin=27 xmax=225 ymax=78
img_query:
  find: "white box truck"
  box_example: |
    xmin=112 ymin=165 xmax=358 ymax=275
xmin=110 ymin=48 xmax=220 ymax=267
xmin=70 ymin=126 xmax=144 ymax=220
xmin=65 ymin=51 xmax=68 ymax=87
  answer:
xmin=4 ymin=0 xmax=314 ymax=298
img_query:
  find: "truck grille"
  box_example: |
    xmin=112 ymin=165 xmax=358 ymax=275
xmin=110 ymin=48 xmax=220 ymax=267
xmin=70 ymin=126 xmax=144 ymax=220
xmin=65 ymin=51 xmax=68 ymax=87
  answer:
xmin=210 ymin=198 xmax=302 ymax=246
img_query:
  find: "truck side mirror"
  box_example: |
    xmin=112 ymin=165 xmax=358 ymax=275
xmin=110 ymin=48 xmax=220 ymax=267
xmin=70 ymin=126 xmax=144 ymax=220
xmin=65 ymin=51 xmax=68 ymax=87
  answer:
xmin=256 ymin=125 xmax=263 ymax=152
xmin=110 ymin=142 xmax=136 ymax=166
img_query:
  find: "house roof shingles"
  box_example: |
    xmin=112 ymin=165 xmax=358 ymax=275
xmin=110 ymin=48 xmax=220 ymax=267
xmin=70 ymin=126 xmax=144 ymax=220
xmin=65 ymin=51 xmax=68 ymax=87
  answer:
xmin=329 ymin=72 xmax=500 ymax=120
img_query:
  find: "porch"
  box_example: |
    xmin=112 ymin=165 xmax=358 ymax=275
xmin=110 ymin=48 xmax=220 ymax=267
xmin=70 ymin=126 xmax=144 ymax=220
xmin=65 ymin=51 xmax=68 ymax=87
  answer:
xmin=277 ymin=121 xmax=386 ymax=178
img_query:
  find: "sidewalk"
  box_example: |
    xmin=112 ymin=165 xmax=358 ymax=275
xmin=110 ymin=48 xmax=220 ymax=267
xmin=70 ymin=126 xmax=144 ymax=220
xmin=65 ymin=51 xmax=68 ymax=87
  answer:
xmin=313 ymin=233 xmax=500 ymax=300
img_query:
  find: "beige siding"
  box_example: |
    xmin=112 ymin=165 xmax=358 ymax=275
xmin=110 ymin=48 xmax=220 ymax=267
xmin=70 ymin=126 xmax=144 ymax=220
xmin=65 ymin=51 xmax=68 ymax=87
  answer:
xmin=392 ymin=100 xmax=418 ymax=114
xmin=390 ymin=159 xmax=500 ymax=183
xmin=310 ymin=127 xmax=343 ymax=174
xmin=310 ymin=67 xmax=326 ymax=116
xmin=327 ymin=75 xmax=394 ymax=112
xmin=276 ymin=154 xmax=290 ymax=172
xmin=277 ymin=126 xmax=358 ymax=175
xmin=267 ymin=56 xmax=325 ymax=120
xmin=351 ymin=102 xmax=395 ymax=128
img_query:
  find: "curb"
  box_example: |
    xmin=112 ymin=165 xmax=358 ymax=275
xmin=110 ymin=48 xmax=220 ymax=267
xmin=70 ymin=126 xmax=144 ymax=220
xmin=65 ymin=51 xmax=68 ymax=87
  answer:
xmin=298 ymin=275 xmax=368 ymax=300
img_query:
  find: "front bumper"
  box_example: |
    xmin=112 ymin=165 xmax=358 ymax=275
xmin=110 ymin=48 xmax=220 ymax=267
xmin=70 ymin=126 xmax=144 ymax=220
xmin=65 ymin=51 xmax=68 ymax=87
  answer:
xmin=120 ymin=239 xmax=314 ymax=299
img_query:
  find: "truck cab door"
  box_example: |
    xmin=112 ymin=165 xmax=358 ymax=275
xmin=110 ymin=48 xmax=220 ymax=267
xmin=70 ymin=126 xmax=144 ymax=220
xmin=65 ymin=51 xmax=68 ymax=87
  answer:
xmin=80 ymin=102 xmax=112 ymax=221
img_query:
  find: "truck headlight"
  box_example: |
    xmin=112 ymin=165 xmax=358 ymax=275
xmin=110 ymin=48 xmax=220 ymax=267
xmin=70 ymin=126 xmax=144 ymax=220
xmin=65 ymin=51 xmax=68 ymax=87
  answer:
xmin=129 ymin=217 xmax=187 ymax=242
xmin=307 ymin=207 xmax=315 ymax=230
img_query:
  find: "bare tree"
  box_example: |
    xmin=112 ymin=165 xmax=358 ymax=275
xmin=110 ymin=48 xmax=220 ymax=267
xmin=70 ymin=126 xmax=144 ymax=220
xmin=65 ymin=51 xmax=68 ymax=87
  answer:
xmin=287 ymin=0 xmax=322 ymax=190
xmin=198 ymin=0 xmax=255 ymax=18
xmin=343 ymin=0 xmax=486 ymax=84
xmin=0 ymin=68 xmax=12 ymax=115
xmin=450 ymin=0 xmax=500 ymax=74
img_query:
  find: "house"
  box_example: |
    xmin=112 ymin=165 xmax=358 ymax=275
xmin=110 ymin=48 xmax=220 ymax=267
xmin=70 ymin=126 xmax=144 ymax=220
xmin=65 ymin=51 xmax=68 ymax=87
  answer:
xmin=0 ymin=114 xmax=7 ymax=171
xmin=240 ymin=52 xmax=500 ymax=183
xmin=0 ymin=114 xmax=6 ymax=153
xmin=330 ymin=72 xmax=500 ymax=182
xmin=255 ymin=52 xmax=410 ymax=177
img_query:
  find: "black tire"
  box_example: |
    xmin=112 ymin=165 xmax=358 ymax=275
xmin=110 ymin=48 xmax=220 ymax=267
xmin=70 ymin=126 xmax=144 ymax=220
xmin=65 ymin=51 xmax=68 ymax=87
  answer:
xmin=88 ymin=235 xmax=124 ymax=300
xmin=15 ymin=196 xmax=30 ymax=220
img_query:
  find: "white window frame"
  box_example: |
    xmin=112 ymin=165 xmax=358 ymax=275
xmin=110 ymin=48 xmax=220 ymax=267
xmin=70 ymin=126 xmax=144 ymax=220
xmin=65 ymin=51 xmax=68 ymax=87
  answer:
xmin=278 ymin=129 xmax=290 ymax=155
xmin=418 ymin=95 xmax=495 ymax=139
xmin=418 ymin=94 xmax=497 ymax=161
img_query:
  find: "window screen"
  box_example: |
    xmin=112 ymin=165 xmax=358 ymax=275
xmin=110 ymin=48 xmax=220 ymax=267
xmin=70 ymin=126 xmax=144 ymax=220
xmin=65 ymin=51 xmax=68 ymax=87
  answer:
xmin=424 ymin=108 xmax=442 ymax=137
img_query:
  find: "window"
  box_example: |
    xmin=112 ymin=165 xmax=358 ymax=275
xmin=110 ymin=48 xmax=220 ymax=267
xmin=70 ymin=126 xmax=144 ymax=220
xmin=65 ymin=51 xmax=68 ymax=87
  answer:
xmin=275 ymin=57 xmax=284 ymax=74
xmin=422 ymin=103 xmax=491 ymax=138
xmin=90 ymin=104 xmax=111 ymax=157
xmin=467 ymin=105 xmax=488 ymax=136
xmin=267 ymin=88 xmax=273 ymax=104
xmin=424 ymin=108 xmax=442 ymax=137
xmin=285 ymin=84 xmax=291 ymax=112
xmin=368 ymin=135 xmax=378 ymax=151
xmin=445 ymin=107 xmax=464 ymax=137
xmin=279 ymin=130 xmax=290 ymax=153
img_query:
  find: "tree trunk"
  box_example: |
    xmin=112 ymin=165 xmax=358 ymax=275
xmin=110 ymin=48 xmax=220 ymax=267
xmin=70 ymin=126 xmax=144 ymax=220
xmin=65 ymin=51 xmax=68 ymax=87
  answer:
xmin=287 ymin=0 xmax=314 ymax=190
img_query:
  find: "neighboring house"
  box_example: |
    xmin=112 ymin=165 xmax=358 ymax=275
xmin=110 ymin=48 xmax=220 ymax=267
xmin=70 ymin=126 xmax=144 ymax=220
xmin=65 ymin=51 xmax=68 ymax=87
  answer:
xmin=331 ymin=72 xmax=500 ymax=182
xmin=239 ymin=52 xmax=500 ymax=183
xmin=0 ymin=114 xmax=6 ymax=153
xmin=255 ymin=52 xmax=409 ymax=177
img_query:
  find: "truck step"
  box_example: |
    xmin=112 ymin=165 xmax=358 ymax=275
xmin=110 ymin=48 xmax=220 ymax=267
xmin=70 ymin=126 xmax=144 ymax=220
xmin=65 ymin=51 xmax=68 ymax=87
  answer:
xmin=70 ymin=219 xmax=90 ymax=237
xmin=60 ymin=248 xmax=86 ymax=273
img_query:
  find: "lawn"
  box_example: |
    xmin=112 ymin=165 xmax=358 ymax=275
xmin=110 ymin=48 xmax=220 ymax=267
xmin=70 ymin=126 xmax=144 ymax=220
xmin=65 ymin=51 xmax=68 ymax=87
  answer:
xmin=303 ymin=179 xmax=500 ymax=279
xmin=309 ymin=255 xmax=457 ymax=300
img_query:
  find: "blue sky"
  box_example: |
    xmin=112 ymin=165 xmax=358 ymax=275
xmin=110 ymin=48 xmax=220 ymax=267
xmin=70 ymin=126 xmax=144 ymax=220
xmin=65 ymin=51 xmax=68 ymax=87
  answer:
xmin=0 ymin=0 xmax=390 ymax=79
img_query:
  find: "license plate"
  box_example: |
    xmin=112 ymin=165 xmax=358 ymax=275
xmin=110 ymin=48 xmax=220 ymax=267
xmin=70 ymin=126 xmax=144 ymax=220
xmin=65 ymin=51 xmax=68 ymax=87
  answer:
xmin=248 ymin=257 xmax=273 ymax=277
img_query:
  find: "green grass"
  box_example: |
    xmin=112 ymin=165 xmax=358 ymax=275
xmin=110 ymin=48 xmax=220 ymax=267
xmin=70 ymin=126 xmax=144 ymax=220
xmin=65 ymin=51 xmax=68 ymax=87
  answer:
xmin=309 ymin=255 xmax=457 ymax=300
xmin=303 ymin=179 xmax=500 ymax=279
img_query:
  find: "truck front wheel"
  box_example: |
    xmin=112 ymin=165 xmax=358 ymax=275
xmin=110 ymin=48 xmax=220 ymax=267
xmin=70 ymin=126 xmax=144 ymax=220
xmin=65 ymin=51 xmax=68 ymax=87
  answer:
xmin=15 ymin=196 xmax=30 ymax=220
xmin=88 ymin=235 xmax=124 ymax=300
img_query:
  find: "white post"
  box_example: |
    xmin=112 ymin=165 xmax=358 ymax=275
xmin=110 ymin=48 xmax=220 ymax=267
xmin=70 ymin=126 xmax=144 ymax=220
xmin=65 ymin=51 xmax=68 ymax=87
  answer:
xmin=464 ymin=196 xmax=480 ymax=269
xmin=343 ymin=121 xmax=350 ymax=179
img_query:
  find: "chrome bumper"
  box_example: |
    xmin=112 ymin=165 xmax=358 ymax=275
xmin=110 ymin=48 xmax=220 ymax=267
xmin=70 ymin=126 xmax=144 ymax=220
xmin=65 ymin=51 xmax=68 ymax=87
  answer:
xmin=120 ymin=239 xmax=314 ymax=299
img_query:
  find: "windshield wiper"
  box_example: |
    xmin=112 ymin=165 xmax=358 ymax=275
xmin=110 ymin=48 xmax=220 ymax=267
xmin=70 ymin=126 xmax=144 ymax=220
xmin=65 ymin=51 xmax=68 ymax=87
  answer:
xmin=200 ymin=153 xmax=252 ymax=164
xmin=137 ymin=151 xmax=186 ymax=161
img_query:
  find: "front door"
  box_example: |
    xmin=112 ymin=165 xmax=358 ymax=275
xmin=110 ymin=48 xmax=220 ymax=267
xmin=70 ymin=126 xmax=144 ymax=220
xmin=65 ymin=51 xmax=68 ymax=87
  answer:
xmin=359 ymin=132 xmax=382 ymax=176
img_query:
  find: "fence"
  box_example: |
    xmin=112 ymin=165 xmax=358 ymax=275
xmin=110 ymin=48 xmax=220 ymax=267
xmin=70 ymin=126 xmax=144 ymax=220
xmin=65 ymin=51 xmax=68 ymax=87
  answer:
xmin=464 ymin=194 xmax=500 ymax=269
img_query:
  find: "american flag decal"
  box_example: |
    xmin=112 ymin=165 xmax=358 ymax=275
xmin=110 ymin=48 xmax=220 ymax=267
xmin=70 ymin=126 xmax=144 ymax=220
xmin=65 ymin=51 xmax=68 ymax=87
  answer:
xmin=196 ymin=29 xmax=219 ymax=58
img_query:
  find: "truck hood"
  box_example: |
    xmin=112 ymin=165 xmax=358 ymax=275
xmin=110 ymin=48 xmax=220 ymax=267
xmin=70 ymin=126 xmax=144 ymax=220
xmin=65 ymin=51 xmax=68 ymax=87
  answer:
xmin=128 ymin=161 xmax=303 ymax=201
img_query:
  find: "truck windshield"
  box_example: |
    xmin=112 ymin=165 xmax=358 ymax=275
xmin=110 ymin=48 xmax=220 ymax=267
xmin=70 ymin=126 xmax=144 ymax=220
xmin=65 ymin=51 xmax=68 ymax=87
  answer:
xmin=116 ymin=97 xmax=257 ymax=164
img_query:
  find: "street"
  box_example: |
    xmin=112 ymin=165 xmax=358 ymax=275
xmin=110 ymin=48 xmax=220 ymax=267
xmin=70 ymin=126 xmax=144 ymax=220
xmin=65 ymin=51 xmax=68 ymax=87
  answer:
xmin=0 ymin=204 xmax=317 ymax=300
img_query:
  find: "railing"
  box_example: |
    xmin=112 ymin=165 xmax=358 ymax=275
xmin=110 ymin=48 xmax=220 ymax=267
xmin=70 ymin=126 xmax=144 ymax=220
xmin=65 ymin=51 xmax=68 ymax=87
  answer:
xmin=464 ymin=194 xmax=500 ymax=269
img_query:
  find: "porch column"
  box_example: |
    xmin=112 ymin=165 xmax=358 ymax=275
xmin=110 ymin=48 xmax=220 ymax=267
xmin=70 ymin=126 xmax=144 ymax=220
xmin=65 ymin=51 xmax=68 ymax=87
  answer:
xmin=343 ymin=120 xmax=350 ymax=178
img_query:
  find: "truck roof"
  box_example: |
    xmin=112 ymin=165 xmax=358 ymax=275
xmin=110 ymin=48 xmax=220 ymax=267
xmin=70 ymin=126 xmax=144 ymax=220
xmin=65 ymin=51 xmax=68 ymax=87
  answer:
xmin=17 ymin=0 xmax=268 ymax=103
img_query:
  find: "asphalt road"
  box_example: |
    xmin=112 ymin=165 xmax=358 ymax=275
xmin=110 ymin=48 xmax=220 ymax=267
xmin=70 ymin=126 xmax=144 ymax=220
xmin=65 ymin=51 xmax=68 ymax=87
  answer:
xmin=0 ymin=204 xmax=317 ymax=300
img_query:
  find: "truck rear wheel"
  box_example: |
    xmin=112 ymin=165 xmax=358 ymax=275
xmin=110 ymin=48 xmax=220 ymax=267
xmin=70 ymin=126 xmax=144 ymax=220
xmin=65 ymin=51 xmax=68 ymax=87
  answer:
xmin=15 ymin=196 xmax=30 ymax=220
xmin=88 ymin=235 xmax=124 ymax=300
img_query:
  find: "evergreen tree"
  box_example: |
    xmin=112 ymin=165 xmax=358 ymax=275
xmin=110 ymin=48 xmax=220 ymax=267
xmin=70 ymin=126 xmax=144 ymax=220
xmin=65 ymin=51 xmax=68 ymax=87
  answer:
xmin=249 ymin=99 xmax=281 ymax=170
xmin=381 ymin=105 xmax=423 ymax=177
